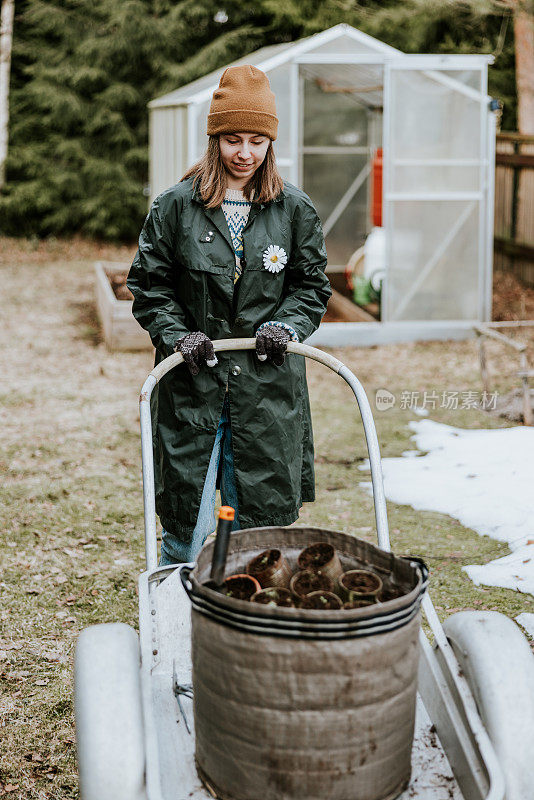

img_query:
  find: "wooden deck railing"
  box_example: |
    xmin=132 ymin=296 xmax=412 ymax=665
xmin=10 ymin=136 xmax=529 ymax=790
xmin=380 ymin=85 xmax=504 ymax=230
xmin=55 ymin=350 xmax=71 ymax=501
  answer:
xmin=494 ymin=132 xmax=534 ymax=288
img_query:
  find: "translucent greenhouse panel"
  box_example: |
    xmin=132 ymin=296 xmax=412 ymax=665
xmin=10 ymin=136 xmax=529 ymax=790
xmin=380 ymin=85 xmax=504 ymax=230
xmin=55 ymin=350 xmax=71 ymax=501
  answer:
xmin=277 ymin=162 xmax=293 ymax=182
xmin=149 ymin=106 xmax=186 ymax=200
xmin=302 ymin=66 xmax=373 ymax=266
xmin=388 ymin=200 xmax=480 ymax=320
xmin=303 ymin=72 xmax=370 ymax=147
xmin=442 ymin=69 xmax=482 ymax=90
xmin=389 ymin=71 xmax=481 ymax=165
xmin=193 ymin=99 xmax=211 ymax=163
xmin=310 ymin=32 xmax=392 ymax=56
xmin=266 ymin=64 xmax=292 ymax=163
xmin=393 ymin=165 xmax=480 ymax=193
xmin=384 ymin=61 xmax=488 ymax=322
xmin=303 ymin=153 xmax=369 ymax=266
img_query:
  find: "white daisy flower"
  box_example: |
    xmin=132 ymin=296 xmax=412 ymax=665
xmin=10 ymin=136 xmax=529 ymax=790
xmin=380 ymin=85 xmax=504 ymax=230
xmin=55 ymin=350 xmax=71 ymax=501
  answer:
xmin=262 ymin=244 xmax=287 ymax=273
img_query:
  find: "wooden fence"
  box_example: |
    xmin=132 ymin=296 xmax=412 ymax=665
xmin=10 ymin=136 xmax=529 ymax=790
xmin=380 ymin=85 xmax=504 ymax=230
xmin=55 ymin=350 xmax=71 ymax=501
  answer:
xmin=494 ymin=132 xmax=534 ymax=288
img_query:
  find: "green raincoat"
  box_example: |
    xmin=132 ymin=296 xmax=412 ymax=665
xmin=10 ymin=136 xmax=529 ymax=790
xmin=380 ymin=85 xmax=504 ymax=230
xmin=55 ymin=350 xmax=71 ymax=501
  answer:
xmin=127 ymin=175 xmax=331 ymax=541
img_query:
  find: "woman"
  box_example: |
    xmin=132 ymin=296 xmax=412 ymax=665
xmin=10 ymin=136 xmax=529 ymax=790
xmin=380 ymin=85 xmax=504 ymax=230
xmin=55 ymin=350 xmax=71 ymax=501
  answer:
xmin=127 ymin=64 xmax=331 ymax=564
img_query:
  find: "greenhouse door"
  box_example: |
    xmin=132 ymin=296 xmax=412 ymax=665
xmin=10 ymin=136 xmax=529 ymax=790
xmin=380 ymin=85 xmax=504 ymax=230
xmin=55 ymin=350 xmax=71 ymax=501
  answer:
xmin=298 ymin=60 xmax=384 ymax=268
xmin=383 ymin=58 xmax=491 ymax=323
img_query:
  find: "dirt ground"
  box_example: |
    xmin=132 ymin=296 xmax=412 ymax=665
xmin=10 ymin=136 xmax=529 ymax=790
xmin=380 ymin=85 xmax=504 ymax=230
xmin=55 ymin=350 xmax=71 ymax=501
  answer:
xmin=1 ymin=236 xmax=534 ymax=798
xmin=492 ymin=269 xmax=534 ymax=321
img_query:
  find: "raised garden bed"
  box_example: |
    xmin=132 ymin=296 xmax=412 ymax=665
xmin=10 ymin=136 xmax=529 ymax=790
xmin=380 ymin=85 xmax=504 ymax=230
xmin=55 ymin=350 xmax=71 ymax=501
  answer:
xmin=94 ymin=261 xmax=153 ymax=351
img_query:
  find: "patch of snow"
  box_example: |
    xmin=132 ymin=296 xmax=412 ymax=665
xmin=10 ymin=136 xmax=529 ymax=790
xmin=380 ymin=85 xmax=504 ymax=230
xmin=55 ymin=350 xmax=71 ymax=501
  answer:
xmin=465 ymin=544 xmax=534 ymax=594
xmin=359 ymin=419 xmax=534 ymax=595
xmin=516 ymin=612 xmax=534 ymax=638
xmin=413 ymin=407 xmax=429 ymax=416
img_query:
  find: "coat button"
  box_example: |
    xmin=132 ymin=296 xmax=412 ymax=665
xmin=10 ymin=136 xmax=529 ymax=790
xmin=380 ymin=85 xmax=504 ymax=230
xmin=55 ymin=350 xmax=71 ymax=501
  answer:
xmin=231 ymin=365 xmax=241 ymax=376
xmin=240 ymin=256 xmax=247 ymax=268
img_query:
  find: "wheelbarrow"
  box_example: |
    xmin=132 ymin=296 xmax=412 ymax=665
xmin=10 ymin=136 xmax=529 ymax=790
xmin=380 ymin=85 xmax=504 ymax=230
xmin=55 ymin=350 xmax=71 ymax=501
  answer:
xmin=74 ymin=340 xmax=534 ymax=800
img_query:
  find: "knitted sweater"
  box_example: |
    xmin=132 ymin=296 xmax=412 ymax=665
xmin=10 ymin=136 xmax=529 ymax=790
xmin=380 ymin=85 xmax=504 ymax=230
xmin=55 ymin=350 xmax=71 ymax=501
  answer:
xmin=221 ymin=187 xmax=252 ymax=284
xmin=220 ymin=186 xmax=298 ymax=343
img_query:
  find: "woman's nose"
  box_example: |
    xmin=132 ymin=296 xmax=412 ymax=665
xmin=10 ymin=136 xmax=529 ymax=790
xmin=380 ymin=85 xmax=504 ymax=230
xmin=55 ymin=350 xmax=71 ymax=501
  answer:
xmin=238 ymin=144 xmax=251 ymax=158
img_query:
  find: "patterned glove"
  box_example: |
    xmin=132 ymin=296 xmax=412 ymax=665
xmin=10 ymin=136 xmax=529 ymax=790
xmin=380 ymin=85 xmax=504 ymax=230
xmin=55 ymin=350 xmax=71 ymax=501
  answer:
xmin=255 ymin=326 xmax=290 ymax=367
xmin=173 ymin=331 xmax=218 ymax=376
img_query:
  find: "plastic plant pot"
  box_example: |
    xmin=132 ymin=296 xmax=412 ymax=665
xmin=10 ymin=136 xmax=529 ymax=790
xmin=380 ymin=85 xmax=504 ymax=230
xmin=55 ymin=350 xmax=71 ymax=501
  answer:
xmin=338 ymin=569 xmax=383 ymax=603
xmin=300 ymin=591 xmax=343 ymax=610
xmin=222 ymin=574 xmax=261 ymax=601
xmin=290 ymin=570 xmax=334 ymax=601
xmin=296 ymin=542 xmax=343 ymax=582
xmin=251 ymin=588 xmax=295 ymax=608
xmin=246 ymin=548 xmax=292 ymax=589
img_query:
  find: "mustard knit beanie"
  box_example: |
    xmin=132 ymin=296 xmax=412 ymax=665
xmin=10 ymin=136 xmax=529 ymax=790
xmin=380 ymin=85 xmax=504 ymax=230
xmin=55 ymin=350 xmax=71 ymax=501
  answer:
xmin=207 ymin=64 xmax=278 ymax=141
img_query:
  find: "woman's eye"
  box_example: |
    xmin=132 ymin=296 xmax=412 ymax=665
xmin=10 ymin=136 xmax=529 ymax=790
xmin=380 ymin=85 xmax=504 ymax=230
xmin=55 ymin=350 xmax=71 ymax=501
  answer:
xmin=226 ymin=139 xmax=264 ymax=145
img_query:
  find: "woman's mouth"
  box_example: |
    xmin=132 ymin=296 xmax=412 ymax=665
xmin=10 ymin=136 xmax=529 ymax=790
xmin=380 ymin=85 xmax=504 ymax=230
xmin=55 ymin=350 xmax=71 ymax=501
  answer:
xmin=233 ymin=163 xmax=252 ymax=170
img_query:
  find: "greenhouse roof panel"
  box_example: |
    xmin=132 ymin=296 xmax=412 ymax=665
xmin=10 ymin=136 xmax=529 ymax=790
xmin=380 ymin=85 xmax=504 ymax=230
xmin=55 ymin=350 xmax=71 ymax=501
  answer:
xmin=308 ymin=28 xmax=401 ymax=57
xmin=149 ymin=40 xmax=300 ymax=108
xmin=149 ymin=24 xmax=404 ymax=110
xmin=149 ymin=23 xmax=492 ymax=111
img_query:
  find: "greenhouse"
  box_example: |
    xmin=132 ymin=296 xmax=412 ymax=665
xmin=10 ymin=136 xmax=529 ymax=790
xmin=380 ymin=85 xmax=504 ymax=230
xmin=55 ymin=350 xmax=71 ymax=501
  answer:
xmin=148 ymin=23 xmax=497 ymax=345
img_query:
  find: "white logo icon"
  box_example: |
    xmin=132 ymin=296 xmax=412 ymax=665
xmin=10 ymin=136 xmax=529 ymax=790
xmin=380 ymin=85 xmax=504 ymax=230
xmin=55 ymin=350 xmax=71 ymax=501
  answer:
xmin=375 ymin=389 xmax=395 ymax=411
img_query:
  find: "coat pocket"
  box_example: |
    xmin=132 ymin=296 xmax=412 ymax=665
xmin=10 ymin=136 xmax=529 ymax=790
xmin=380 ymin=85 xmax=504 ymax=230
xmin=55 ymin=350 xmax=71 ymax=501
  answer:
xmin=244 ymin=235 xmax=292 ymax=273
xmin=176 ymin=224 xmax=234 ymax=276
xmin=185 ymin=260 xmax=230 ymax=276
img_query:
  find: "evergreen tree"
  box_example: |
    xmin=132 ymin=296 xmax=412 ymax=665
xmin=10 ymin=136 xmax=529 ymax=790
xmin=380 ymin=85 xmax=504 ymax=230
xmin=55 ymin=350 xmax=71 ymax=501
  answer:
xmin=0 ymin=0 xmax=275 ymax=238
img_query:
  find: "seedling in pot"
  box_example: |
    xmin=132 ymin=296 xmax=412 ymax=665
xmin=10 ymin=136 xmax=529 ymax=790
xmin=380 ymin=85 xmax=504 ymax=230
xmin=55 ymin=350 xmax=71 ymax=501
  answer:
xmin=300 ymin=591 xmax=343 ymax=610
xmin=251 ymin=588 xmax=295 ymax=607
xmin=246 ymin=548 xmax=292 ymax=589
xmin=290 ymin=570 xmax=334 ymax=600
xmin=223 ymin=574 xmax=261 ymax=601
xmin=338 ymin=569 xmax=382 ymax=603
xmin=296 ymin=542 xmax=343 ymax=581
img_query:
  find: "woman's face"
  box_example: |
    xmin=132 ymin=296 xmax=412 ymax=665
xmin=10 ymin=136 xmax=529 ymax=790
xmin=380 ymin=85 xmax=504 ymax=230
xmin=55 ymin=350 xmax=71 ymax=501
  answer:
xmin=219 ymin=132 xmax=270 ymax=184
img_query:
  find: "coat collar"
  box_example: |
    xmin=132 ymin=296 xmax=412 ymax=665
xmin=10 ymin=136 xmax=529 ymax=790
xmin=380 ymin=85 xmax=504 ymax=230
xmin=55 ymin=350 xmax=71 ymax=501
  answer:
xmin=189 ymin=179 xmax=286 ymax=257
xmin=191 ymin=179 xmax=286 ymax=208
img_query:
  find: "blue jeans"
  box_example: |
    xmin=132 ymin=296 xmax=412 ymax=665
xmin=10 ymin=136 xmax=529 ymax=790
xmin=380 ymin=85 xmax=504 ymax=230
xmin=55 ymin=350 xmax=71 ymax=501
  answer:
xmin=159 ymin=394 xmax=241 ymax=565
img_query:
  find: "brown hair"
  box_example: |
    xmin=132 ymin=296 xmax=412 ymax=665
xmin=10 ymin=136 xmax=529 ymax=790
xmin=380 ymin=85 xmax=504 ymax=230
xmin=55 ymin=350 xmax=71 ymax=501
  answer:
xmin=180 ymin=135 xmax=284 ymax=208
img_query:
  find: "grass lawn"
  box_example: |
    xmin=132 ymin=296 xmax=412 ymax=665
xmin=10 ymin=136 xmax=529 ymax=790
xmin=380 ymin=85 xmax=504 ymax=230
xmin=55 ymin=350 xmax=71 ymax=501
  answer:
xmin=1 ymin=237 xmax=533 ymax=798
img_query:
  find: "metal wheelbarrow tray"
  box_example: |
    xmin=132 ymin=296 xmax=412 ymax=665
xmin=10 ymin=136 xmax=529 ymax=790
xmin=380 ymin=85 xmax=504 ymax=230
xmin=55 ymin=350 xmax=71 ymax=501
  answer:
xmin=74 ymin=340 xmax=534 ymax=800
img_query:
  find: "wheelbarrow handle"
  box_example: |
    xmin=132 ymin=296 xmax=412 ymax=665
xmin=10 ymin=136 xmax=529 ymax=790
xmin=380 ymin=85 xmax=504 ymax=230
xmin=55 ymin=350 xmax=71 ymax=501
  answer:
xmin=139 ymin=339 xmax=390 ymax=571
